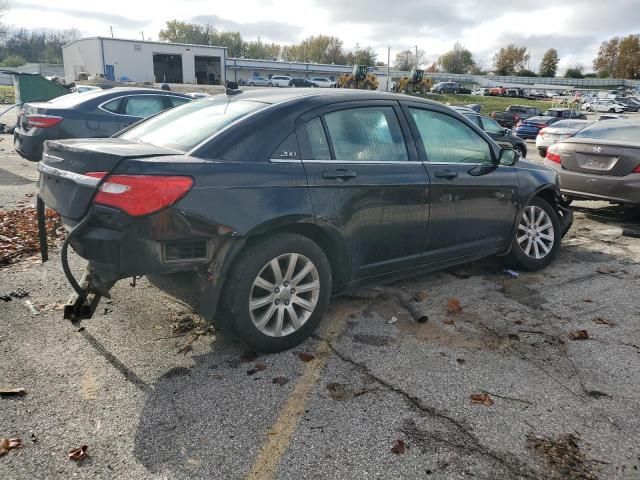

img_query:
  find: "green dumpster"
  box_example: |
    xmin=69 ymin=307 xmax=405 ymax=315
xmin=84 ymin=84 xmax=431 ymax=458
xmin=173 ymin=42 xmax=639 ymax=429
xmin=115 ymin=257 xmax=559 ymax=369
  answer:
xmin=1 ymin=71 xmax=70 ymax=104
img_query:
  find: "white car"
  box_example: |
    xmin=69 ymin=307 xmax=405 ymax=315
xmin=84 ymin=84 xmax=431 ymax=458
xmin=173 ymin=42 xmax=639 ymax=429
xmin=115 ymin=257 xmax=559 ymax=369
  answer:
xmin=535 ymin=119 xmax=590 ymax=157
xmin=582 ymin=100 xmax=627 ymax=113
xmin=247 ymin=77 xmax=273 ymax=87
xmin=270 ymin=76 xmax=293 ymax=87
xmin=310 ymin=77 xmax=335 ymax=88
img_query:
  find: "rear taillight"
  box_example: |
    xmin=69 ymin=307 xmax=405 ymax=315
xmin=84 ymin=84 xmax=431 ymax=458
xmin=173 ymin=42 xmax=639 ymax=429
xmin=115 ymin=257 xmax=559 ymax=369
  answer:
xmin=88 ymin=173 xmax=193 ymax=217
xmin=26 ymin=114 xmax=63 ymax=129
xmin=539 ymin=128 xmax=547 ymax=137
xmin=536 ymin=123 xmax=547 ymax=129
xmin=633 ymin=165 xmax=640 ymax=173
xmin=546 ymin=145 xmax=561 ymax=164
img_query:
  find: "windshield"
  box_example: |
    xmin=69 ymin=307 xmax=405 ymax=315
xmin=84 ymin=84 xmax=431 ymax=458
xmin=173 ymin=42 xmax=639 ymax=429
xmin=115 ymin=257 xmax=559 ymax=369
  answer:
xmin=573 ymin=121 xmax=640 ymax=142
xmin=120 ymin=97 xmax=268 ymax=152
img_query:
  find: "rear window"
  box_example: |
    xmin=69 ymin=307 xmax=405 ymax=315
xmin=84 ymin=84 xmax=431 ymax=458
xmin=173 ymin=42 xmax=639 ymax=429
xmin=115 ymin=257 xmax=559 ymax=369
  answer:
xmin=120 ymin=98 xmax=267 ymax=152
xmin=507 ymin=106 xmax=526 ymax=113
xmin=573 ymin=121 xmax=640 ymax=142
xmin=552 ymin=120 xmax=589 ymax=129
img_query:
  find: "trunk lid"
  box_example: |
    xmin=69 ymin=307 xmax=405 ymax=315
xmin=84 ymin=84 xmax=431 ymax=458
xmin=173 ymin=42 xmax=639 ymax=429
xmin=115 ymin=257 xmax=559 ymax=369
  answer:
xmin=38 ymin=138 xmax=179 ymax=220
xmin=558 ymin=138 xmax=640 ymax=176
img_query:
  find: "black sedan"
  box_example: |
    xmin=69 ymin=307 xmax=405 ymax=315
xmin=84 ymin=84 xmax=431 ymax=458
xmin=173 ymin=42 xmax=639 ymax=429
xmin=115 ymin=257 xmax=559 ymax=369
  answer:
xmin=38 ymin=90 xmax=572 ymax=352
xmin=289 ymin=78 xmax=317 ymax=88
xmin=14 ymin=87 xmax=191 ymax=161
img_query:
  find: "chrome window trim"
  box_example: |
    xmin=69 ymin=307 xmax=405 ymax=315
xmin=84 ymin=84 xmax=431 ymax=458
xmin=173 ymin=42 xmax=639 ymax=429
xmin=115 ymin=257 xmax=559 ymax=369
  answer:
xmin=270 ymin=158 xmax=424 ymax=165
xmin=97 ymin=94 xmax=188 ymax=117
xmin=37 ymin=162 xmax=101 ymax=187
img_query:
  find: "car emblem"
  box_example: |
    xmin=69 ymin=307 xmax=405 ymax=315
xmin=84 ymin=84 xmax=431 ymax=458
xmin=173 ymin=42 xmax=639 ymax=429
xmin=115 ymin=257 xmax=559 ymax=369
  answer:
xmin=592 ymin=146 xmax=602 ymax=153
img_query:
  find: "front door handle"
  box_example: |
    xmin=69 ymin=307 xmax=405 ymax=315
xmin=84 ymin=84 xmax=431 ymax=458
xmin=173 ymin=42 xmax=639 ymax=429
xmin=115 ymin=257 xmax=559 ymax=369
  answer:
xmin=322 ymin=169 xmax=357 ymax=180
xmin=434 ymin=170 xmax=458 ymax=180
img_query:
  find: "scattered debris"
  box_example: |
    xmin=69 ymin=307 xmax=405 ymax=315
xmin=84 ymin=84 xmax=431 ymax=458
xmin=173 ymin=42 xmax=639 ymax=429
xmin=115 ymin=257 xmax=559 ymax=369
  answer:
xmin=527 ymin=434 xmax=598 ymax=480
xmin=456 ymin=358 xmax=466 ymax=365
xmin=446 ymin=298 xmax=462 ymax=314
xmin=298 ymin=352 xmax=315 ymax=362
xmin=443 ymin=318 xmax=455 ymax=326
xmin=582 ymin=299 xmax=594 ymax=303
xmin=592 ymin=317 xmax=615 ymax=327
xmin=326 ymin=382 xmax=378 ymax=401
xmin=586 ymin=390 xmax=609 ymax=399
xmin=0 ymin=293 xmax=10 ymax=301
xmin=470 ymin=393 xmax=494 ymax=406
xmin=24 ymin=300 xmax=39 ymax=316
xmin=596 ymin=266 xmax=616 ymax=275
xmin=240 ymin=351 xmax=259 ymax=363
xmin=0 ymin=386 xmax=27 ymax=397
xmin=68 ymin=445 xmax=88 ymax=461
xmin=569 ymin=330 xmax=590 ymax=341
xmin=9 ymin=288 xmax=29 ymax=298
xmin=504 ymin=269 xmax=520 ymax=278
xmin=247 ymin=362 xmax=267 ymax=376
xmin=272 ymin=376 xmax=289 ymax=386
xmin=0 ymin=208 xmax=63 ymax=266
xmin=391 ymin=439 xmax=407 ymax=455
xmin=0 ymin=438 xmax=22 ymax=456
xmin=387 ymin=316 xmax=398 ymax=325
xmin=30 ymin=433 xmax=37 ymax=444
xmin=39 ymin=303 xmax=65 ymax=312
xmin=416 ymin=314 xmax=429 ymax=324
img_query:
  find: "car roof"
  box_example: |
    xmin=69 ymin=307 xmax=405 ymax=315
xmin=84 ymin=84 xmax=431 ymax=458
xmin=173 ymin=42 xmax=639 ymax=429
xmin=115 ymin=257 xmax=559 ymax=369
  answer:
xmin=525 ymin=116 xmax=556 ymax=122
xmin=31 ymin=87 xmax=189 ymax=108
xmin=546 ymin=108 xmax=573 ymax=112
xmin=227 ymin=88 xmax=436 ymax=105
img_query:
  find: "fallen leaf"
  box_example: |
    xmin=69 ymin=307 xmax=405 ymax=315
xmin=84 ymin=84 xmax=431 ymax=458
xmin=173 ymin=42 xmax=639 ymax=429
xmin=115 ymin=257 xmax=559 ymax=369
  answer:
xmin=456 ymin=358 xmax=466 ymax=365
xmin=68 ymin=445 xmax=88 ymax=461
xmin=446 ymin=298 xmax=462 ymax=313
xmin=470 ymin=393 xmax=495 ymax=406
xmin=443 ymin=318 xmax=455 ymax=325
xmin=596 ymin=266 xmax=616 ymax=275
xmin=0 ymin=438 xmax=22 ymax=456
xmin=582 ymin=299 xmax=594 ymax=303
xmin=391 ymin=439 xmax=406 ymax=454
xmin=508 ymin=334 xmax=521 ymax=342
xmin=569 ymin=330 xmax=589 ymax=340
xmin=0 ymin=387 xmax=27 ymax=397
xmin=592 ymin=317 xmax=615 ymax=326
xmin=240 ymin=351 xmax=259 ymax=363
xmin=272 ymin=376 xmax=289 ymax=386
xmin=298 ymin=352 xmax=315 ymax=362
xmin=0 ymin=208 xmax=63 ymax=266
xmin=246 ymin=362 xmax=267 ymax=376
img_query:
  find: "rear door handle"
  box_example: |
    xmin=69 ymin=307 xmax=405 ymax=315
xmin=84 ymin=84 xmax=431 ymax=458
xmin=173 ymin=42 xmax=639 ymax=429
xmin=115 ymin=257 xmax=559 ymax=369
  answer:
xmin=434 ymin=170 xmax=458 ymax=180
xmin=322 ymin=169 xmax=357 ymax=180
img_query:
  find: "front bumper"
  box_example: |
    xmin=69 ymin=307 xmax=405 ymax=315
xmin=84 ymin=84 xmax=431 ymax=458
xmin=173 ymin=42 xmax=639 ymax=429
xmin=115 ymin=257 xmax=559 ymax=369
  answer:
xmin=544 ymin=160 xmax=640 ymax=204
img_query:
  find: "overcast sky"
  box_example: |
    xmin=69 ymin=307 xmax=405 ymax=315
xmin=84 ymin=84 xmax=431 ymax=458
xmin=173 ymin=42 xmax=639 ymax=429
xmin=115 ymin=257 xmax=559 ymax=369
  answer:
xmin=7 ymin=0 xmax=640 ymax=73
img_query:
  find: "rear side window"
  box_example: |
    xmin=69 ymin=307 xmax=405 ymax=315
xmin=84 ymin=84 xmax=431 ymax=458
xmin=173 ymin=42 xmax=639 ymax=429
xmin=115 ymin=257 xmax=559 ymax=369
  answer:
xmin=323 ymin=107 xmax=408 ymax=161
xmin=169 ymin=97 xmax=190 ymax=107
xmin=124 ymin=96 xmax=166 ymax=117
xmin=410 ymin=108 xmax=492 ymax=164
xmin=101 ymin=97 xmax=122 ymax=113
xmin=304 ymin=118 xmax=331 ymax=160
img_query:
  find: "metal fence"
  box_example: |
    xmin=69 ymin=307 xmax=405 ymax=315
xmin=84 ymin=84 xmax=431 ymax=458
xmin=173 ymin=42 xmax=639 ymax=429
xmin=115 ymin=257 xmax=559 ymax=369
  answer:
xmin=0 ymin=63 xmax=65 ymax=86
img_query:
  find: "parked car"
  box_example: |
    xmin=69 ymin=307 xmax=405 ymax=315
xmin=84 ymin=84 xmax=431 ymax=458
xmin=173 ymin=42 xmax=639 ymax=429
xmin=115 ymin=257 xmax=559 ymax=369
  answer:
xmin=453 ymin=106 xmax=527 ymax=157
xmin=38 ymin=90 xmax=571 ymax=352
xmin=487 ymin=86 xmax=507 ymax=96
xmin=581 ymin=100 xmax=627 ymax=113
xmin=431 ymin=81 xmax=460 ymax=93
xmin=613 ymin=97 xmax=640 ymax=112
xmin=458 ymin=86 xmax=472 ymax=94
xmin=545 ymin=108 xmax=587 ymax=120
xmin=14 ymin=87 xmax=191 ymax=161
xmin=289 ymin=78 xmax=317 ymax=88
xmin=491 ymin=111 xmax=520 ymax=129
xmin=471 ymin=88 xmax=489 ymax=96
xmin=270 ymin=76 xmax=293 ymax=87
xmin=544 ymin=119 xmax=640 ymax=205
xmin=514 ymin=116 xmax=560 ymax=140
xmin=535 ymin=119 xmax=590 ymax=158
xmin=506 ymin=105 xmax=543 ymax=121
xmin=310 ymin=77 xmax=335 ymax=88
xmin=247 ymin=77 xmax=273 ymax=87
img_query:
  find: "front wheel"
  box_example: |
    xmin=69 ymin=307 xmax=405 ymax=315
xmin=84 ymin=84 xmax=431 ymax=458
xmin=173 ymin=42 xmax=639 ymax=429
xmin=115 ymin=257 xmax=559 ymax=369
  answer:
xmin=505 ymin=197 xmax=561 ymax=271
xmin=514 ymin=145 xmax=526 ymax=158
xmin=221 ymin=233 xmax=332 ymax=352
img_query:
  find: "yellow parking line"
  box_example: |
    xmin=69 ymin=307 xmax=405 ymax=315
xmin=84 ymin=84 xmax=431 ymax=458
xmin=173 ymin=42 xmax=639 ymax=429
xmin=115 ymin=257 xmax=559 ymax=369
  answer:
xmin=246 ymin=313 xmax=346 ymax=480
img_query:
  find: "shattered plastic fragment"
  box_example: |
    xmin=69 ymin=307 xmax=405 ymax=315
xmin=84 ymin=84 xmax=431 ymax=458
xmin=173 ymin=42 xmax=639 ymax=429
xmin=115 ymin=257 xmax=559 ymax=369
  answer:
xmin=68 ymin=445 xmax=88 ymax=461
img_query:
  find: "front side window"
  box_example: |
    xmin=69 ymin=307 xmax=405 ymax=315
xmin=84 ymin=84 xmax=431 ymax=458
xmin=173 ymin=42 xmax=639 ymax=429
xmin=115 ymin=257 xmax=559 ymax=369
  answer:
xmin=323 ymin=107 xmax=408 ymax=161
xmin=410 ymin=108 xmax=493 ymax=164
xmin=124 ymin=96 xmax=166 ymax=117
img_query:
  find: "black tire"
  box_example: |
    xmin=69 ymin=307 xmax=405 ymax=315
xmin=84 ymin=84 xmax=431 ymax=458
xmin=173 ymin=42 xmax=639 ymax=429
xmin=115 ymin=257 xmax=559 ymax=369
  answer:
xmin=221 ymin=233 xmax=332 ymax=353
xmin=538 ymin=148 xmax=547 ymax=158
xmin=514 ymin=145 xmax=526 ymax=158
xmin=608 ymin=108 xmax=615 ymax=113
xmin=505 ymin=197 xmax=561 ymax=271
xmin=249 ymin=82 xmax=255 ymax=87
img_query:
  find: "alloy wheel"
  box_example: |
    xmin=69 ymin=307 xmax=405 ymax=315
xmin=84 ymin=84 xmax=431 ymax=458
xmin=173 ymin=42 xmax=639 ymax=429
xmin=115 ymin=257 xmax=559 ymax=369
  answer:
xmin=249 ymin=253 xmax=320 ymax=337
xmin=516 ymin=205 xmax=555 ymax=260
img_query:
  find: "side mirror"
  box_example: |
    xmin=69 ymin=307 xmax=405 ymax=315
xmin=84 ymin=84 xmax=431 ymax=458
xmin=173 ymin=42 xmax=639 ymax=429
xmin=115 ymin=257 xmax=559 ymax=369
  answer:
xmin=499 ymin=148 xmax=519 ymax=166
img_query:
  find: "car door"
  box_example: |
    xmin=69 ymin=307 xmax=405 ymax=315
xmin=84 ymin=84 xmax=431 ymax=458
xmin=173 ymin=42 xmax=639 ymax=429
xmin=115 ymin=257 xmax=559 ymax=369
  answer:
xmin=117 ymin=95 xmax=169 ymax=129
xmin=297 ymin=100 xmax=430 ymax=279
xmin=402 ymin=103 xmax=519 ymax=262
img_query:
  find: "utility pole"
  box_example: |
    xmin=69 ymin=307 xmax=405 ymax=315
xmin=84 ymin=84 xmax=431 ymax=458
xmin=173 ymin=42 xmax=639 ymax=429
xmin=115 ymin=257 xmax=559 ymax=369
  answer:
xmin=415 ymin=45 xmax=418 ymax=68
xmin=109 ymin=26 xmax=114 ymax=38
xmin=140 ymin=31 xmax=144 ymax=41
xmin=387 ymin=46 xmax=391 ymax=91
xmin=355 ymin=43 xmax=360 ymax=64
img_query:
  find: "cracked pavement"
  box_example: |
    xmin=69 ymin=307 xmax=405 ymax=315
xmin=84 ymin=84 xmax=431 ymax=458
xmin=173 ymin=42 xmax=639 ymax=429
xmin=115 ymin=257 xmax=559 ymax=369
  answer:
xmin=1 ymin=138 xmax=639 ymax=479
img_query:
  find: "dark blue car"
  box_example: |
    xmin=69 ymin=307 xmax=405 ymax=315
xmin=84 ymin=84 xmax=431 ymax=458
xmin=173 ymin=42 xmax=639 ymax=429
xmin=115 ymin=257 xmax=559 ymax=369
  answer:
xmin=514 ymin=116 xmax=560 ymax=140
xmin=14 ymin=87 xmax=191 ymax=161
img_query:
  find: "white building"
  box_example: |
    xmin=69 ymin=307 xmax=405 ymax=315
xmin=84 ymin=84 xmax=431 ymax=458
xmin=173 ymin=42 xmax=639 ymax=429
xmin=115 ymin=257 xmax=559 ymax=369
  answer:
xmin=62 ymin=37 xmax=226 ymax=85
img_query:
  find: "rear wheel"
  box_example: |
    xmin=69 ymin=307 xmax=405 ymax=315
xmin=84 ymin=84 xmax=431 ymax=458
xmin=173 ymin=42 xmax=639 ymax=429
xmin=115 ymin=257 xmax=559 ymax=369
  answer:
xmin=609 ymin=108 xmax=615 ymax=113
xmin=221 ymin=233 xmax=332 ymax=352
xmin=505 ymin=197 xmax=561 ymax=271
xmin=514 ymin=145 xmax=525 ymax=157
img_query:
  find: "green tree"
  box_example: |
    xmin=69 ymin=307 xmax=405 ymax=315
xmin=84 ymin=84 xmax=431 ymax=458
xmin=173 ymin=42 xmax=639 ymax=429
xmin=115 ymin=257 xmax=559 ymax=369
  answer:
xmin=210 ymin=31 xmax=245 ymax=58
xmin=394 ymin=48 xmax=425 ymax=70
xmin=0 ymin=54 xmax=26 ymax=67
xmin=245 ymin=40 xmax=280 ymax=60
xmin=515 ymin=69 xmax=537 ymax=77
xmin=538 ymin=48 xmax=559 ymax=77
xmin=616 ymin=34 xmax=640 ymax=79
xmin=437 ymin=42 xmax=475 ymax=74
xmin=493 ymin=44 xmax=530 ymax=75
xmin=158 ymin=20 xmax=209 ymax=44
xmin=345 ymin=46 xmax=377 ymax=66
xmin=564 ymin=65 xmax=584 ymax=78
